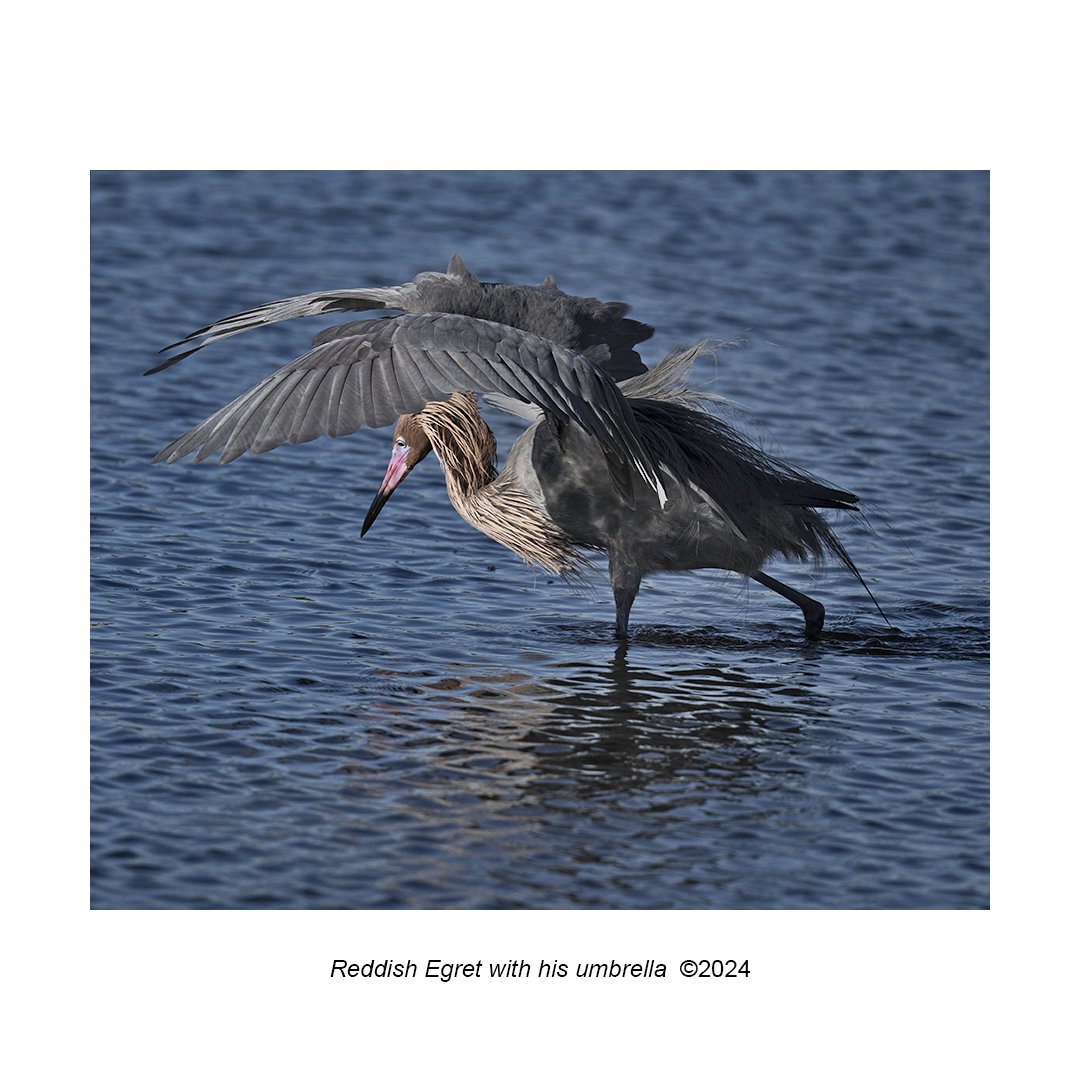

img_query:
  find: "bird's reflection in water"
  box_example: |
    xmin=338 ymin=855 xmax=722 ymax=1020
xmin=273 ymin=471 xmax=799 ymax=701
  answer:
xmin=339 ymin=629 xmax=834 ymax=805
xmin=329 ymin=629 xmax=857 ymax=907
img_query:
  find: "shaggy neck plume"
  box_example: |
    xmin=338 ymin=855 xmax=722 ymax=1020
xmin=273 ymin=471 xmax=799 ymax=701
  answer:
xmin=417 ymin=394 xmax=584 ymax=579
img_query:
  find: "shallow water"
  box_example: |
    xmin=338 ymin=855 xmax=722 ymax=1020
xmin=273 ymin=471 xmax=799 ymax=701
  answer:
xmin=91 ymin=170 xmax=989 ymax=908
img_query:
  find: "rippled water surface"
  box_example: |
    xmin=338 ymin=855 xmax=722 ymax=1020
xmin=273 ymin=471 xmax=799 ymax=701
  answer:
xmin=91 ymin=171 xmax=989 ymax=908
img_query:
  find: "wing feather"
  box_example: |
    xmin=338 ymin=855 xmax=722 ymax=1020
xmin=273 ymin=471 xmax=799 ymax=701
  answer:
xmin=147 ymin=285 xmax=419 ymax=374
xmin=285 ymin=368 xmax=332 ymax=445
xmin=153 ymin=312 xmax=666 ymax=504
xmin=199 ymin=377 xmax=282 ymax=463
xmin=250 ymin=369 xmax=311 ymax=454
xmin=327 ymin=362 xmax=355 ymax=437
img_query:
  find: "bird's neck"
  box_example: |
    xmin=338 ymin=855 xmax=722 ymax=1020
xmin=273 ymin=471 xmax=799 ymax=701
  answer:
xmin=418 ymin=394 xmax=498 ymax=510
xmin=417 ymin=394 xmax=583 ymax=580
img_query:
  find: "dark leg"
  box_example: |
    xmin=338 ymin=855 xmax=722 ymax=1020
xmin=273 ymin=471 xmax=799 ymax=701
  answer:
xmin=751 ymin=571 xmax=825 ymax=637
xmin=609 ymin=560 xmax=641 ymax=640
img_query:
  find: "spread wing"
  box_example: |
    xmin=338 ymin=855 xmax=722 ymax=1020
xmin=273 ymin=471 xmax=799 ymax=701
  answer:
xmin=146 ymin=283 xmax=423 ymax=374
xmin=147 ymin=255 xmax=651 ymax=379
xmin=151 ymin=312 xmax=667 ymax=506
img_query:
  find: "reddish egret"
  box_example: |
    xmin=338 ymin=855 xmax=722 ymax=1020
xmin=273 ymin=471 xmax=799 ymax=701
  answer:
xmin=151 ymin=256 xmax=877 ymax=638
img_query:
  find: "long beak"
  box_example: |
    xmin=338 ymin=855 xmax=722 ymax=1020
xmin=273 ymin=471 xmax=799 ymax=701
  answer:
xmin=361 ymin=444 xmax=410 ymax=537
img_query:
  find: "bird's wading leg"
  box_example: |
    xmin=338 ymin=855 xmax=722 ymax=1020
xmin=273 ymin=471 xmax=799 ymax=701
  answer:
xmin=751 ymin=570 xmax=826 ymax=637
xmin=610 ymin=560 xmax=642 ymax=640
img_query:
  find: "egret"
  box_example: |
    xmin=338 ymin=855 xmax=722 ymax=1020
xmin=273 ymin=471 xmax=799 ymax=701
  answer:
xmin=151 ymin=256 xmax=878 ymax=638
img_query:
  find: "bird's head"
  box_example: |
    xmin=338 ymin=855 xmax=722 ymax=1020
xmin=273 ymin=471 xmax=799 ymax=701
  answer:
xmin=361 ymin=413 xmax=433 ymax=536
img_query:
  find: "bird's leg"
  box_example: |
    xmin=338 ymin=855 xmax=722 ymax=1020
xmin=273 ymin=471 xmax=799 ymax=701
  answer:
xmin=750 ymin=571 xmax=826 ymax=638
xmin=609 ymin=560 xmax=642 ymax=640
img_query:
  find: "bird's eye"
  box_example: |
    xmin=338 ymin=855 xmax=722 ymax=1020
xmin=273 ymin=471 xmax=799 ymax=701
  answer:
xmin=395 ymin=438 xmax=406 ymax=449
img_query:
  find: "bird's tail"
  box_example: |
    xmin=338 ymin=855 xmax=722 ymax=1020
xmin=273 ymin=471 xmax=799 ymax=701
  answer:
xmin=812 ymin=519 xmax=891 ymax=627
xmin=622 ymin=347 xmax=890 ymax=627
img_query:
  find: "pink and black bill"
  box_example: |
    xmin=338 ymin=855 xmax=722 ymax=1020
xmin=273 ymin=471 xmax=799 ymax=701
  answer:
xmin=361 ymin=442 xmax=412 ymax=537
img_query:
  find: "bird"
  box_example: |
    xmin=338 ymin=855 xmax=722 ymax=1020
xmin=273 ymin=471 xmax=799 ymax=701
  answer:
xmin=150 ymin=254 xmax=879 ymax=639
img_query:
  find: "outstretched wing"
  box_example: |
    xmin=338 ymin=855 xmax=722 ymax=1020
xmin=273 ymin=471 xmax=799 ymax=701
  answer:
xmin=146 ymin=283 xmax=422 ymax=374
xmin=152 ymin=312 xmax=667 ymax=506
xmin=148 ymin=255 xmax=652 ymax=378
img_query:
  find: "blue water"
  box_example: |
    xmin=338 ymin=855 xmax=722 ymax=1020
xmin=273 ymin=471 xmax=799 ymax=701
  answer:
xmin=90 ymin=170 xmax=989 ymax=908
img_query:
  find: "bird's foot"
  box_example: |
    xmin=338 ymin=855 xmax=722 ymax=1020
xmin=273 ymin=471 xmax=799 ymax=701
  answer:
xmin=803 ymin=601 xmax=825 ymax=638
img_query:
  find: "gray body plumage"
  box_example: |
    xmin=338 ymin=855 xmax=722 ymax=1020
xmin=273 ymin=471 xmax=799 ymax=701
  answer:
xmin=151 ymin=256 xmax=876 ymax=638
xmin=516 ymin=356 xmax=868 ymax=635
